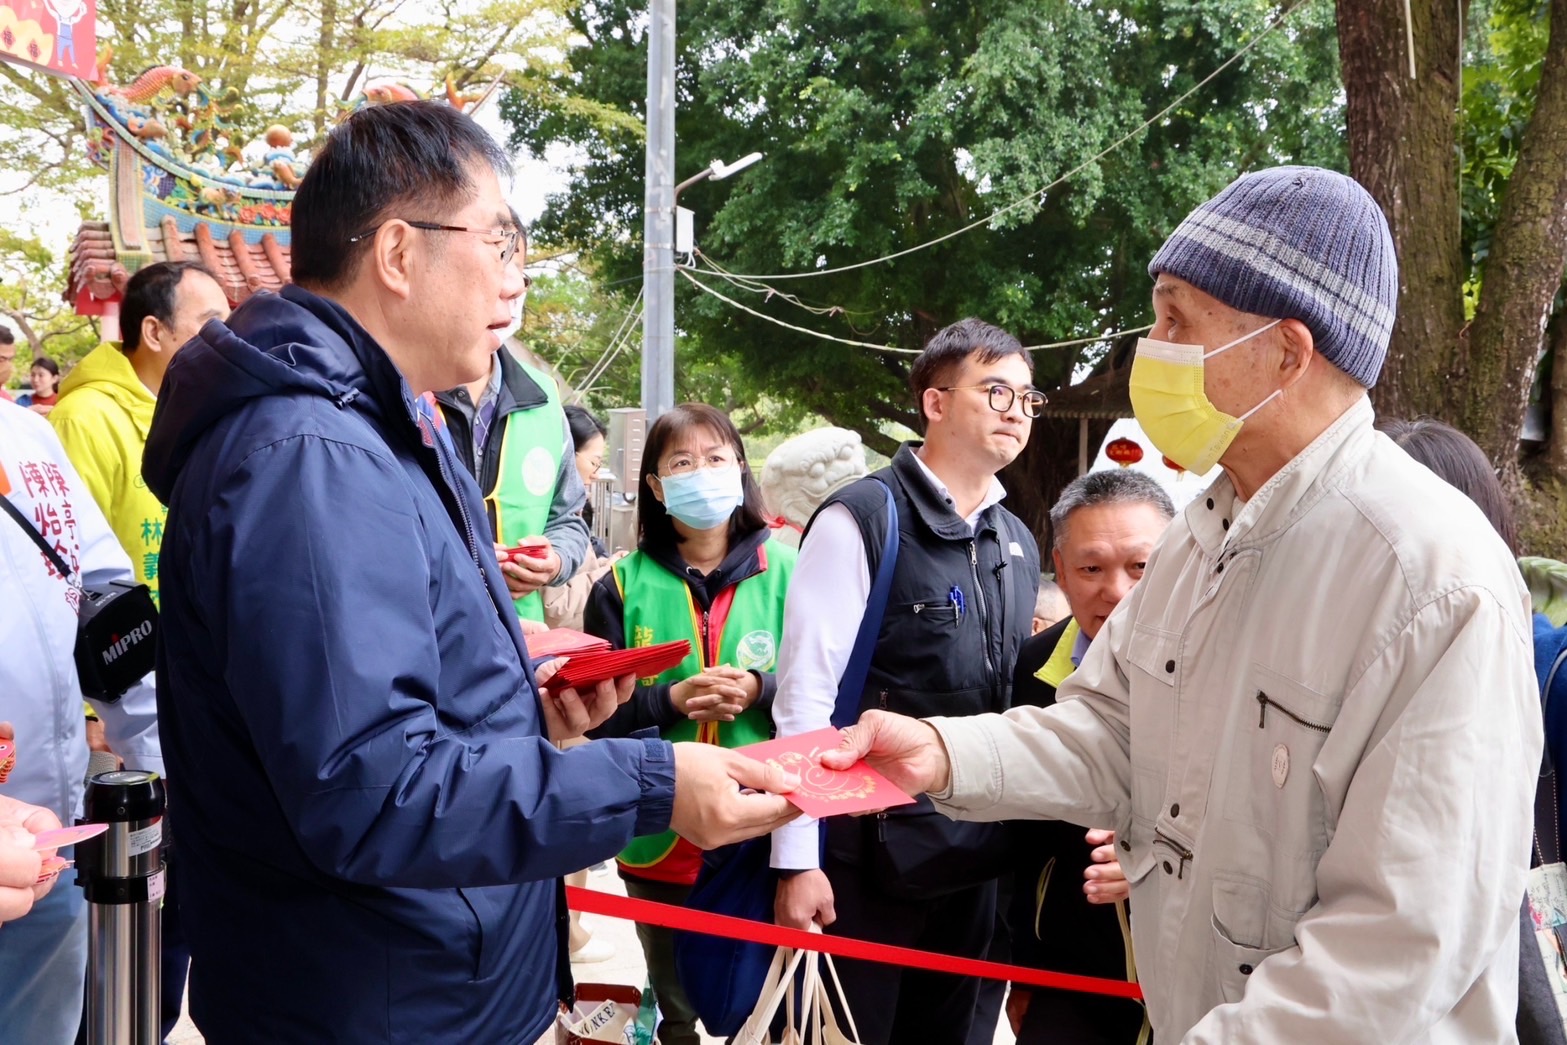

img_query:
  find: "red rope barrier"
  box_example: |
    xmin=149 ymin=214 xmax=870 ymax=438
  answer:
xmin=566 ymin=885 xmax=1144 ymax=1001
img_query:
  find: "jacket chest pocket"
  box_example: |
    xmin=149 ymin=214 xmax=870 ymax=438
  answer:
xmin=1124 ymin=623 xmax=1179 ymax=757
xmin=898 ymin=597 xmax=959 ymax=628
xmin=1221 ymin=665 xmax=1341 ymax=860
xmin=880 ymin=595 xmax=964 ymax=679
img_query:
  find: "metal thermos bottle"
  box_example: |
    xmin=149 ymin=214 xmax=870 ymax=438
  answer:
xmin=78 ymin=769 xmax=165 ymax=1045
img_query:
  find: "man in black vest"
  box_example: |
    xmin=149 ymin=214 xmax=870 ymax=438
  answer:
xmin=770 ymin=318 xmax=1042 ymax=1044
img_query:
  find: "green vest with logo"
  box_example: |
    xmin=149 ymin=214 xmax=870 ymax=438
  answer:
xmin=612 ymin=539 xmax=796 ymax=869
xmin=487 ymin=360 xmax=564 ymax=622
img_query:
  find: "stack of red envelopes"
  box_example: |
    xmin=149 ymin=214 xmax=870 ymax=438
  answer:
xmin=535 ymin=637 xmax=693 ymax=693
xmin=525 ymin=628 xmax=611 ymax=660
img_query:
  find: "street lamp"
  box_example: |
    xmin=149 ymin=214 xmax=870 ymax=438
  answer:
xmin=640 ymin=0 xmax=765 ymax=420
xmin=675 ymin=152 xmax=764 ymax=197
xmin=641 ymin=147 xmax=764 ymax=421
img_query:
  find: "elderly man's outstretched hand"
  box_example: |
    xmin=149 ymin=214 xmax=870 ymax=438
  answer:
xmin=669 ymin=745 xmax=801 ymax=850
xmin=818 ymin=709 xmax=954 ymax=798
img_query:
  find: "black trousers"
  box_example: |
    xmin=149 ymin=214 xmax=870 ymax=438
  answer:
xmin=966 ymin=879 xmax=1012 ymax=1045
xmin=822 ymin=854 xmax=996 ymax=1045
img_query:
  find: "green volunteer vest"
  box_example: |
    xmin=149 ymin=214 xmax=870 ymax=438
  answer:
xmin=613 ymin=539 xmax=797 ymax=869
xmin=487 ymin=360 xmax=565 ymax=622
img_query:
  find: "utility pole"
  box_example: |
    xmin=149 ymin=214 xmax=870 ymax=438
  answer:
xmin=641 ymin=0 xmax=676 ymax=421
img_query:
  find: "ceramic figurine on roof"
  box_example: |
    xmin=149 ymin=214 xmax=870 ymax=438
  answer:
xmin=64 ymin=61 xmax=492 ymax=324
xmin=444 ymin=74 xmax=485 ymax=111
xmin=260 ymin=126 xmax=304 ymax=189
xmin=104 ymin=64 xmax=202 ymax=104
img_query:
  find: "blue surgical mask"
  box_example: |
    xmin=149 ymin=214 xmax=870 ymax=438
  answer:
xmin=658 ymin=465 xmax=744 ymax=530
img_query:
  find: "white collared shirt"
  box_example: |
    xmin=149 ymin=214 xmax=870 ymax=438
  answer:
xmin=769 ymin=448 xmax=1006 ymax=868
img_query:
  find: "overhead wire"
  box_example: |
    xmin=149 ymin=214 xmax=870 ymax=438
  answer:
xmin=698 ymin=0 xmax=1319 ymax=284
xmin=572 ymin=310 xmax=640 ymax=400
xmin=574 ymin=309 xmax=641 ymax=398
xmin=680 ymin=268 xmax=1152 ymax=354
xmin=569 ymin=286 xmax=645 ymax=401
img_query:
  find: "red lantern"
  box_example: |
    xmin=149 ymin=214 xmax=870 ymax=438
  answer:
xmin=1162 ymin=454 xmax=1186 ymax=479
xmin=1105 ymin=437 xmax=1144 ymax=468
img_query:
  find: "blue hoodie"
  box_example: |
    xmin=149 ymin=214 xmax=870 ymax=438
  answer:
xmin=143 ymin=285 xmax=676 ymax=1043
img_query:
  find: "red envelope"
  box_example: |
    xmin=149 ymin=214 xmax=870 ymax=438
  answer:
xmin=737 ymin=727 xmax=915 ymax=818
xmin=0 ymin=740 xmax=12 ymax=784
xmin=542 ymin=640 xmax=692 ymax=693
xmin=36 ymin=856 xmax=71 ymax=884
xmin=525 ymin=628 xmax=612 ymax=660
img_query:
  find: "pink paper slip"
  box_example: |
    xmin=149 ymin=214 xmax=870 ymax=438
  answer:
xmin=0 ymin=740 xmax=13 ymax=783
xmin=738 ymin=727 xmax=916 ymax=818
xmin=32 ymin=824 xmax=109 ymax=851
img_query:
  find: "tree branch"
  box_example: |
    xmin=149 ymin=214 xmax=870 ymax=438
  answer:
xmin=1464 ymin=0 xmax=1567 ymax=477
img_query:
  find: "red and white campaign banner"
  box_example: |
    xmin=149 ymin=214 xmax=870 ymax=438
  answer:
xmin=0 ymin=0 xmax=96 ymax=81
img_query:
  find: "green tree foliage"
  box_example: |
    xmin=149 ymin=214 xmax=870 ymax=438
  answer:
xmin=0 ymin=228 xmax=98 ymax=385
xmin=503 ymin=0 xmax=1343 ymax=528
xmin=1462 ymin=0 xmax=1555 ymax=292
xmin=1 ymin=0 xmax=575 ymax=197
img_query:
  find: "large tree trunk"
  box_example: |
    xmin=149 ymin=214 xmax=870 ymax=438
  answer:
xmin=1006 ymin=416 xmax=1111 ymax=550
xmin=1465 ymin=0 xmax=1567 ymax=482
xmin=1546 ymin=316 xmax=1567 ymax=479
xmin=1336 ymin=0 xmax=1468 ymax=421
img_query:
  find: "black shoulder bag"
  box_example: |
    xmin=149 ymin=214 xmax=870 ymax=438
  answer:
xmin=0 ymin=494 xmax=158 ymax=701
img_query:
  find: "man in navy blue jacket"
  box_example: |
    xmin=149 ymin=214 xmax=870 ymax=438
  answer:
xmin=143 ymin=101 xmax=799 ymax=1044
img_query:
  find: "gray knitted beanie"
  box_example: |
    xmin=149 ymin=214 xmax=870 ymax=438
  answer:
xmin=1148 ymin=166 xmax=1399 ymax=388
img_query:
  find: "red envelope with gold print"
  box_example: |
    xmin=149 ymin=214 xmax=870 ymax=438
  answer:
xmin=738 ymin=727 xmax=915 ymax=817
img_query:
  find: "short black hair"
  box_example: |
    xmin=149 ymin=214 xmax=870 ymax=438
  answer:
xmin=0 ymin=325 xmax=13 ymax=346
xmin=121 ymin=261 xmax=221 ymax=354
xmin=636 ymin=403 xmax=768 ymax=551
xmin=909 ymin=318 xmax=1032 ymax=431
xmin=1049 ymin=469 xmax=1175 ymax=549
xmin=30 ymin=355 xmax=59 ymax=377
xmin=564 ymin=404 xmax=607 ymax=451
xmin=291 ymin=101 xmax=512 ymax=290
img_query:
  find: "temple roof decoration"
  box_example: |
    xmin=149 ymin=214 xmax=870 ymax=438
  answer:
xmin=63 ymin=60 xmax=496 ymax=316
xmin=65 ymin=63 xmax=303 ymax=312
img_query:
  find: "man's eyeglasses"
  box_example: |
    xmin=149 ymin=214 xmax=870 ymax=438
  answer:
xmin=937 ymin=383 xmax=1047 ymax=418
xmin=347 ymin=220 xmax=526 ymax=273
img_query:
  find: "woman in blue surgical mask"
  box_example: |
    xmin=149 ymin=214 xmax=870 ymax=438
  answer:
xmin=582 ymin=402 xmax=797 ymax=1045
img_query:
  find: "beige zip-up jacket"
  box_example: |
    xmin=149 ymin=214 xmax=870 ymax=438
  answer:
xmin=929 ymin=398 xmax=1541 ymax=1042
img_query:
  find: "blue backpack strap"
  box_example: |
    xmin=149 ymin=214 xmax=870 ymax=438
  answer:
xmin=1536 ymin=644 xmax=1567 ymax=865
xmin=831 ymin=479 xmax=898 ymax=729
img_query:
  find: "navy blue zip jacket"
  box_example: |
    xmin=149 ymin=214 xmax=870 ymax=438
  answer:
xmin=143 ymin=285 xmax=676 ymax=1043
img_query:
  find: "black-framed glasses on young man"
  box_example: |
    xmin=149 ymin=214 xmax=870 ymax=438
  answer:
xmin=346 ymin=220 xmax=525 ymax=270
xmin=937 ymin=383 xmax=1048 ymax=418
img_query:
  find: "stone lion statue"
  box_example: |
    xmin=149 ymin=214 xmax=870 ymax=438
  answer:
xmin=759 ymin=426 xmax=870 ymax=548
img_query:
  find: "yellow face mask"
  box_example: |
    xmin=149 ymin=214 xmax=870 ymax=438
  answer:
xmin=1128 ymin=319 xmax=1283 ymax=475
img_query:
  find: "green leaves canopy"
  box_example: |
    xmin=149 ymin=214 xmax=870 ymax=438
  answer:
xmin=504 ymin=0 xmax=1344 ymax=448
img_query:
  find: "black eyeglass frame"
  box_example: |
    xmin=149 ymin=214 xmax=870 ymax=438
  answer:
xmin=346 ymin=220 xmax=526 ymax=276
xmin=936 ymin=383 xmax=1048 ymax=418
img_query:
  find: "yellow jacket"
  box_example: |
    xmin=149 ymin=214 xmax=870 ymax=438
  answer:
xmin=49 ymin=342 xmax=165 ymax=603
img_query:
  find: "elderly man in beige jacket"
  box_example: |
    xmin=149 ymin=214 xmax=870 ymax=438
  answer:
xmin=825 ymin=166 xmax=1541 ymax=1043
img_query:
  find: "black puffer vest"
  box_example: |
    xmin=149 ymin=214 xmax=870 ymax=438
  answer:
xmin=808 ymin=444 xmax=1039 ymax=894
